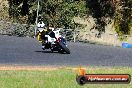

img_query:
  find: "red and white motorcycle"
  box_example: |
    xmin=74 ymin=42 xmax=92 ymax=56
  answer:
xmin=37 ymin=28 xmax=70 ymax=54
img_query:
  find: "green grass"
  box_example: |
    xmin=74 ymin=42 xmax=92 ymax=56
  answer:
xmin=0 ymin=67 xmax=132 ymax=88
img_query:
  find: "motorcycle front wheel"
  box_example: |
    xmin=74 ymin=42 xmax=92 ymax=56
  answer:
xmin=58 ymin=42 xmax=70 ymax=54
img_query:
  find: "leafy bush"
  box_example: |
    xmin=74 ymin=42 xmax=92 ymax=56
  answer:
xmin=0 ymin=21 xmax=34 ymax=37
xmin=9 ymin=24 xmax=35 ymax=37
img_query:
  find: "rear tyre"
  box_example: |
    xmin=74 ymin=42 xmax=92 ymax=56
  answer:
xmin=51 ymin=49 xmax=54 ymax=53
xmin=58 ymin=42 xmax=70 ymax=54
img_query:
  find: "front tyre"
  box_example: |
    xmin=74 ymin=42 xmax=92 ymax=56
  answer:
xmin=58 ymin=42 xmax=70 ymax=54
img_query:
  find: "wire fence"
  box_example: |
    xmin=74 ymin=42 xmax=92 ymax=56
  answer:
xmin=61 ymin=28 xmax=132 ymax=47
xmin=0 ymin=20 xmax=132 ymax=47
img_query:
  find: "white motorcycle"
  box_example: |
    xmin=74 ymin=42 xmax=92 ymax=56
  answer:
xmin=37 ymin=28 xmax=70 ymax=54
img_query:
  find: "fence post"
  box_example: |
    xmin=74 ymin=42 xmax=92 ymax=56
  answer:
xmin=114 ymin=34 xmax=118 ymax=46
xmin=34 ymin=0 xmax=40 ymax=38
xmin=73 ymin=29 xmax=76 ymax=42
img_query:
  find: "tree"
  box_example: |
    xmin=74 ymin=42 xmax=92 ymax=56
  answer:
xmin=86 ymin=0 xmax=115 ymax=37
xmin=114 ymin=0 xmax=132 ymax=35
xmin=86 ymin=0 xmax=132 ymax=37
xmin=7 ymin=0 xmax=86 ymax=28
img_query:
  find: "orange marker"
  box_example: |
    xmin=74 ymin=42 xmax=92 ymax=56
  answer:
xmin=78 ymin=67 xmax=86 ymax=75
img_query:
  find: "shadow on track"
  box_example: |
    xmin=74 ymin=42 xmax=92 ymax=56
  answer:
xmin=35 ymin=50 xmax=59 ymax=54
xmin=35 ymin=50 xmax=70 ymax=54
xmin=35 ymin=51 xmax=52 ymax=53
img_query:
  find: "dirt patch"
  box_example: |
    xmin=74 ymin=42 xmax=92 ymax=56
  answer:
xmin=0 ymin=65 xmax=86 ymax=72
xmin=0 ymin=65 xmax=60 ymax=71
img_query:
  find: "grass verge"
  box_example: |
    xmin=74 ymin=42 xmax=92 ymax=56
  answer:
xmin=0 ymin=66 xmax=131 ymax=88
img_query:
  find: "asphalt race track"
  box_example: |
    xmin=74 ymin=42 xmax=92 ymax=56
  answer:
xmin=0 ymin=35 xmax=132 ymax=67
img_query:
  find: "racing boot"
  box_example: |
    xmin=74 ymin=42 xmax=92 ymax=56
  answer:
xmin=42 ymin=42 xmax=45 ymax=50
xmin=42 ymin=45 xmax=45 ymax=50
